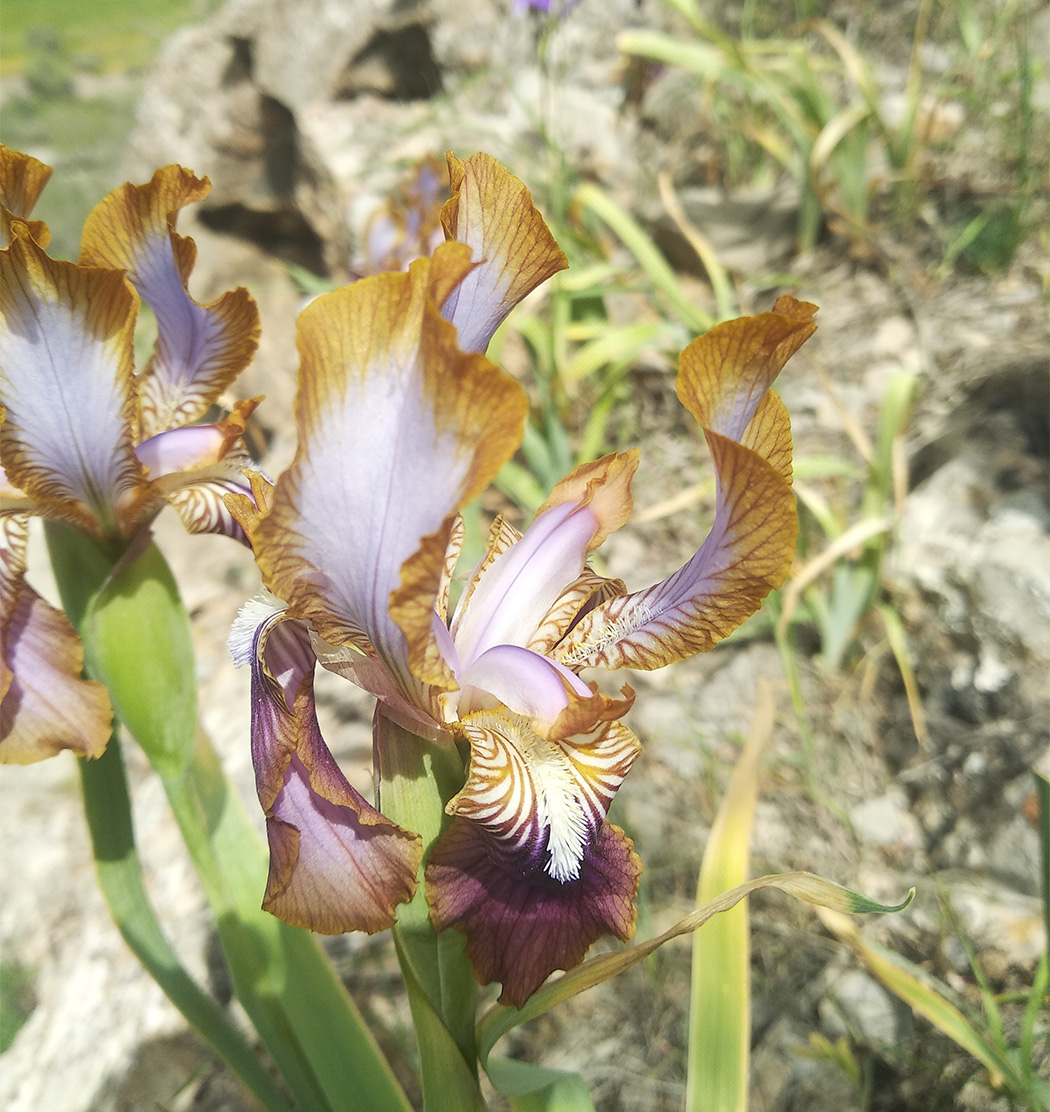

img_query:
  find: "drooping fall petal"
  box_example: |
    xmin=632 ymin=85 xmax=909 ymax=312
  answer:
xmin=0 ymin=514 xmax=111 ymax=762
xmin=252 ymin=244 xmax=527 ymax=705
xmin=440 ymin=151 xmax=568 ymax=353
xmin=79 ymin=165 xmax=260 ymax=440
xmin=0 ymin=224 xmax=149 ymax=538
xmin=556 ymin=298 xmax=816 ymax=671
xmin=235 ymin=604 xmax=421 ymax=934
xmin=675 ymin=296 xmax=816 ymax=446
xmin=446 ymin=705 xmax=640 ymax=882
xmin=427 ymin=816 xmax=641 ymax=1008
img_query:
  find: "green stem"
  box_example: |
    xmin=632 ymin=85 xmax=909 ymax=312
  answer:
xmin=375 ymin=713 xmax=486 ymax=1108
xmin=395 ymin=934 xmax=488 ymax=1112
xmin=46 ymin=523 xmax=412 ymax=1112
xmin=162 ymin=732 xmax=413 ymax=1112
xmin=79 ymin=731 xmax=294 ymax=1112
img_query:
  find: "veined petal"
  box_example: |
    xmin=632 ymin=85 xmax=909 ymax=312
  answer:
xmin=556 ymin=300 xmax=815 ymax=671
xmin=435 ymin=514 xmax=465 ymax=625
xmin=451 ymin=452 xmax=638 ymax=667
xmin=312 ymin=635 xmax=451 ymax=744
xmin=253 ymin=247 xmax=527 ymax=704
xmin=524 ymin=569 xmax=626 ymax=657
xmin=440 ymin=151 xmax=568 ymax=352
xmin=675 ymin=296 xmax=816 ymax=448
xmin=138 ymin=399 xmax=262 ymax=542
xmin=79 ymin=165 xmax=260 ymax=439
xmin=1 ymin=145 xmax=52 ymax=247
xmin=0 ymin=224 xmax=149 ymax=537
xmin=243 ymin=608 xmax=421 ymax=934
xmin=741 ymin=389 xmax=793 ymax=485
xmin=167 ymin=477 xmax=256 ymax=543
xmin=534 ymin=450 xmax=639 ymax=547
xmin=1 ymin=513 xmax=111 ymax=762
xmin=559 ymin=429 xmax=797 ymax=670
xmin=426 ymin=817 xmax=641 ymax=1007
xmin=0 ymin=462 xmax=32 ymax=514
xmin=449 ymin=513 xmax=521 ymax=629
xmin=447 ymin=705 xmax=640 ymax=883
xmin=224 ymin=469 xmax=275 ymax=546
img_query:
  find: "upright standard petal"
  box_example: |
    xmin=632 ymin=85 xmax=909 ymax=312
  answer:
xmin=450 ymin=452 xmax=637 ymax=667
xmin=1 ymin=513 xmax=111 ymax=763
xmin=557 ymin=298 xmax=816 ymax=671
xmin=0 ymin=224 xmax=149 ymax=537
xmin=138 ymin=399 xmax=263 ymax=541
xmin=252 ymin=244 xmax=528 ymax=703
xmin=242 ymin=606 xmax=421 ymax=934
xmin=79 ymin=165 xmax=260 ymax=439
xmin=440 ymin=152 xmax=568 ymax=353
xmin=0 ymin=145 xmax=52 ymax=247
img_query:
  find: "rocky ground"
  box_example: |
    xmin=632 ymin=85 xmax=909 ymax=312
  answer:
xmin=2 ymin=1 xmax=1047 ymax=1110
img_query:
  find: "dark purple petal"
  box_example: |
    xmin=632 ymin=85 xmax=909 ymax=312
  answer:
xmin=426 ymin=817 xmax=641 ymax=1007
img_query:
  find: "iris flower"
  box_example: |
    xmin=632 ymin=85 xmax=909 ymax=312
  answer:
xmin=230 ymin=151 xmax=817 ymax=1006
xmin=0 ymin=146 xmax=261 ymax=764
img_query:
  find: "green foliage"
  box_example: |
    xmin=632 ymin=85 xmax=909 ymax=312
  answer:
xmin=687 ymin=689 xmax=771 ymax=1112
xmin=620 ymin=0 xmax=1044 ymax=267
xmin=791 ymin=368 xmax=920 ymax=673
xmin=1 ymin=86 xmax=142 ymax=260
xmin=796 ymin=1033 xmax=866 ymax=1103
xmin=767 ymin=370 xmax=927 ymax=768
xmin=491 ymin=175 xmax=720 ymax=517
xmin=0 ymin=962 xmax=37 ymax=1054
xmin=83 ymin=539 xmax=198 ymax=780
xmin=22 ymin=28 xmax=77 ymax=99
xmin=823 ymin=902 xmax=1050 ymax=1111
xmin=0 ymin=1 xmax=222 ymax=77
xmin=0 ymin=2 xmax=220 ymax=259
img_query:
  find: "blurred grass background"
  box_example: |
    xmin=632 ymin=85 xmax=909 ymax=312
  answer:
xmin=0 ymin=0 xmax=221 ymax=257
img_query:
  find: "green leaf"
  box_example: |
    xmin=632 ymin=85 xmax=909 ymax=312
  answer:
xmin=395 ymin=936 xmax=488 ymax=1112
xmin=47 ymin=524 xmax=412 ymax=1112
xmin=82 ymin=537 xmax=196 ymax=778
xmin=1037 ymin=769 xmax=1050 ymax=941
xmin=687 ymin=684 xmax=773 ymax=1112
xmin=818 ymin=907 xmax=1041 ymax=1098
xmin=376 ymin=714 xmax=485 ymax=1108
xmin=477 ymin=872 xmax=912 ymax=1065
xmin=572 ymin=181 xmax=713 ymax=335
xmin=79 ymin=733 xmax=294 ymax=1112
xmin=560 ymin=321 xmax=677 ymax=385
xmin=486 ymin=1057 xmax=596 ymax=1111
xmin=165 ymin=733 xmax=413 ymax=1112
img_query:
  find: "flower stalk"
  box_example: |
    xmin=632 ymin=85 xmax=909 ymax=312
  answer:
xmin=45 ymin=522 xmax=412 ymax=1112
xmin=77 ymin=733 xmax=295 ymax=1112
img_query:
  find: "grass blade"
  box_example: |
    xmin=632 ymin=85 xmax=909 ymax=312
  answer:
xmin=687 ymin=682 xmax=775 ymax=1112
xmin=79 ymin=735 xmax=294 ymax=1112
xmin=573 ymin=180 xmax=713 ymax=334
xmin=477 ymin=873 xmax=912 ymax=1064
xmin=818 ymin=908 xmax=1021 ymax=1090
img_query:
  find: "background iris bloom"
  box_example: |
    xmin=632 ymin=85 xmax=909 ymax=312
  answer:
xmin=0 ymin=146 xmax=261 ymax=764
xmin=230 ymin=152 xmax=817 ymax=1006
